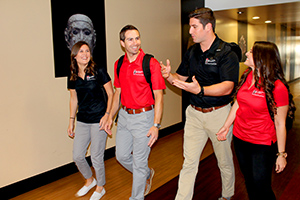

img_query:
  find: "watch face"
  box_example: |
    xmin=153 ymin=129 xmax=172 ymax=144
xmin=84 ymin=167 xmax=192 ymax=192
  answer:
xmin=154 ymin=123 xmax=161 ymax=129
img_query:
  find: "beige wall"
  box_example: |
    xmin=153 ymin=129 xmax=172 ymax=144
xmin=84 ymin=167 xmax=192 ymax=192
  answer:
xmin=104 ymin=0 xmax=182 ymax=149
xmin=0 ymin=0 xmax=181 ymax=188
xmin=215 ymin=14 xmax=238 ymax=43
xmin=248 ymin=24 xmax=268 ymax=48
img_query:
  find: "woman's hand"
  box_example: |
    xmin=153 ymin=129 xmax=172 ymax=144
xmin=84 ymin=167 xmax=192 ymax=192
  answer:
xmin=100 ymin=113 xmax=113 ymax=136
xmin=275 ymin=155 xmax=287 ymax=173
xmin=100 ymin=113 xmax=113 ymax=135
xmin=216 ymin=126 xmax=230 ymax=141
xmin=67 ymin=123 xmax=75 ymax=138
xmin=99 ymin=113 xmax=109 ymax=130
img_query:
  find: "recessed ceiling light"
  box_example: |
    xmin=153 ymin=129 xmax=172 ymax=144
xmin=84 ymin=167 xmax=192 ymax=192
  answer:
xmin=252 ymin=16 xmax=260 ymax=20
xmin=265 ymin=20 xmax=272 ymax=23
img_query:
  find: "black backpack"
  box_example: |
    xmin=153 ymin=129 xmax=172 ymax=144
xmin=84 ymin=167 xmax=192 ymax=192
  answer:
xmin=116 ymin=53 xmax=155 ymax=99
xmin=215 ymin=40 xmax=242 ymax=62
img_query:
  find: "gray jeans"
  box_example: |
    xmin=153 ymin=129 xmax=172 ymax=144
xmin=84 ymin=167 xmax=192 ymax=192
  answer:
xmin=73 ymin=121 xmax=107 ymax=186
xmin=116 ymin=108 xmax=154 ymax=200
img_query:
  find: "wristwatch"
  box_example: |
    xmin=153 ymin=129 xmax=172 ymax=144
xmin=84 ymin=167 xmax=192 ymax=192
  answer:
xmin=197 ymin=86 xmax=204 ymax=98
xmin=154 ymin=123 xmax=161 ymax=129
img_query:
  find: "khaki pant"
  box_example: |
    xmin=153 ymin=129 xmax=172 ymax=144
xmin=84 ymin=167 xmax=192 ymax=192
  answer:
xmin=175 ymin=104 xmax=235 ymax=200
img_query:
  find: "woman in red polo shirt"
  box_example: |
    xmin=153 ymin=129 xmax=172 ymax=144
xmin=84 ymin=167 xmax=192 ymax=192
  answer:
xmin=216 ymin=41 xmax=295 ymax=200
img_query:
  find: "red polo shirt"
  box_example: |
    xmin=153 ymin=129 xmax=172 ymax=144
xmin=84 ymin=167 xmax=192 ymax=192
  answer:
xmin=114 ymin=49 xmax=166 ymax=109
xmin=233 ymin=71 xmax=289 ymax=145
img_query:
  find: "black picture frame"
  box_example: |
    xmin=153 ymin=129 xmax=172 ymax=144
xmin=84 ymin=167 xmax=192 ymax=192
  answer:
xmin=51 ymin=0 xmax=107 ymax=78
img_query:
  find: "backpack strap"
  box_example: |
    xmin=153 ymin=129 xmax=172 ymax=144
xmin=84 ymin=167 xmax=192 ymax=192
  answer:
xmin=117 ymin=55 xmax=125 ymax=78
xmin=115 ymin=55 xmax=125 ymax=123
xmin=217 ymin=40 xmax=242 ymax=62
xmin=142 ymin=54 xmax=154 ymax=99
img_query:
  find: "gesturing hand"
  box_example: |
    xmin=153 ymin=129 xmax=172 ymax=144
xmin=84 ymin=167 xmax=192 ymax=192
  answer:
xmin=160 ymin=59 xmax=171 ymax=79
xmin=172 ymin=76 xmax=201 ymax=94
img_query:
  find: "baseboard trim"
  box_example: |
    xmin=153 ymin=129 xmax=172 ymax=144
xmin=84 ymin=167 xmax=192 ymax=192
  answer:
xmin=1 ymin=122 xmax=184 ymax=199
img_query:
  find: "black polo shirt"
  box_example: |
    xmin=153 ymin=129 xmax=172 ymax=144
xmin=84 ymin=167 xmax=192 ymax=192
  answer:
xmin=176 ymin=36 xmax=239 ymax=108
xmin=68 ymin=66 xmax=111 ymax=123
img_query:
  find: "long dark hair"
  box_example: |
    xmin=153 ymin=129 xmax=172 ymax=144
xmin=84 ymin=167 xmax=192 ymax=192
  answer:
xmin=235 ymin=41 xmax=295 ymax=121
xmin=70 ymin=41 xmax=96 ymax=81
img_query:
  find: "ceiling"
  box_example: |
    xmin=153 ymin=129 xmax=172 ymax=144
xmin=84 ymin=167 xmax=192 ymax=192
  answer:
xmin=214 ymin=1 xmax=300 ymax=29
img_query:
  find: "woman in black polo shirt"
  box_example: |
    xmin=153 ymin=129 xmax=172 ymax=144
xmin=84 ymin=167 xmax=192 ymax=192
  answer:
xmin=67 ymin=41 xmax=113 ymax=200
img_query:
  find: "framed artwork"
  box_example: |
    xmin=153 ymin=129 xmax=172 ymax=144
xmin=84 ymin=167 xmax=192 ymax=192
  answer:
xmin=51 ymin=0 xmax=107 ymax=77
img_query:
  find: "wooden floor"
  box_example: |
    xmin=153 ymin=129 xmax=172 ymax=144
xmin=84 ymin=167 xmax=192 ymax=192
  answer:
xmin=11 ymin=126 xmax=213 ymax=200
xmin=147 ymin=79 xmax=300 ymax=200
xmin=11 ymin=80 xmax=300 ymax=200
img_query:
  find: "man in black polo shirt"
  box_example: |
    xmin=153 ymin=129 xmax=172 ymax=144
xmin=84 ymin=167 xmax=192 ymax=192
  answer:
xmin=161 ymin=8 xmax=239 ymax=200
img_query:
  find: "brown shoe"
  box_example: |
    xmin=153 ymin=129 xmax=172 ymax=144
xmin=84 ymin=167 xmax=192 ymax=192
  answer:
xmin=144 ymin=168 xmax=155 ymax=196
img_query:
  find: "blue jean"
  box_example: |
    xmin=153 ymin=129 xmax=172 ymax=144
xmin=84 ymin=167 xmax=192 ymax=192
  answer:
xmin=233 ymin=135 xmax=277 ymax=200
xmin=116 ymin=108 xmax=154 ymax=200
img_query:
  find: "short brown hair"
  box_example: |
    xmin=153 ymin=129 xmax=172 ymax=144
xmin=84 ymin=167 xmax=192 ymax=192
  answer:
xmin=119 ymin=25 xmax=139 ymax=41
xmin=189 ymin=7 xmax=216 ymax=32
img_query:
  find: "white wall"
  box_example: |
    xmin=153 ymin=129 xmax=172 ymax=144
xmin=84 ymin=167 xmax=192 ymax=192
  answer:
xmin=0 ymin=0 xmax=182 ymax=188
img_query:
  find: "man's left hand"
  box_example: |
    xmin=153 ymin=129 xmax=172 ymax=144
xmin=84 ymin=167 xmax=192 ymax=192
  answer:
xmin=172 ymin=76 xmax=201 ymax=94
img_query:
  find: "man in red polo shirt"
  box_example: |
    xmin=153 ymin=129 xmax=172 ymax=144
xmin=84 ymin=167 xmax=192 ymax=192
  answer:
xmin=105 ymin=25 xmax=165 ymax=200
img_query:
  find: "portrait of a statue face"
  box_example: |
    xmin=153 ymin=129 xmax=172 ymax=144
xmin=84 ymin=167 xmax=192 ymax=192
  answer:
xmin=51 ymin=0 xmax=106 ymax=78
xmin=64 ymin=14 xmax=97 ymax=53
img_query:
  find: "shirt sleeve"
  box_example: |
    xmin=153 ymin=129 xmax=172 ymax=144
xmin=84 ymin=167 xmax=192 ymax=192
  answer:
xmin=273 ymin=80 xmax=289 ymax=107
xmin=67 ymin=75 xmax=75 ymax=90
xmin=96 ymin=66 xmax=111 ymax=85
xmin=150 ymin=58 xmax=166 ymax=90
xmin=219 ymin=50 xmax=240 ymax=83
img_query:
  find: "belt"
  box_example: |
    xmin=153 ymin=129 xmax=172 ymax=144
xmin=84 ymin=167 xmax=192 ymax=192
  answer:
xmin=122 ymin=105 xmax=154 ymax=114
xmin=191 ymin=104 xmax=227 ymax=113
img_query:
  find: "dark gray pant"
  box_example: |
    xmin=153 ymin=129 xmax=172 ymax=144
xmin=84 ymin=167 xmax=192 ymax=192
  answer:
xmin=73 ymin=121 xmax=107 ymax=186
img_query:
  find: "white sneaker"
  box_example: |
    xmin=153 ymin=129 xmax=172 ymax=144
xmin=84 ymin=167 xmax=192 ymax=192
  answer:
xmin=90 ymin=188 xmax=106 ymax=200
xmin=75 ymin=178 xmax=97 ymax=197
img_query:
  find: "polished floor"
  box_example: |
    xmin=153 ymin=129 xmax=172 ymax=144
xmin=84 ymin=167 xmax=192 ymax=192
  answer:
xmin=147 ymin=79 xmax=300 ymax=200
xmin=11 ymin=79 xmax=300 ymax=200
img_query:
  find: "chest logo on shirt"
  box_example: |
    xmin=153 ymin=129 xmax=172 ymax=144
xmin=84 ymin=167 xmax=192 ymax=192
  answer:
xmin=86 ymin=75 xmax=96 ymax=81
xmin=133 ymin=70 xmax=144 ymax=76
xmin=205 ymin=57 xmax=217 ymax=65
xmin=252 ymin=89 xmax=265 ymax=98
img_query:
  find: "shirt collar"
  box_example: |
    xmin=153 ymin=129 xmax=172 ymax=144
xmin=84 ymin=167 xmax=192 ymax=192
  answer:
xmin=206 ymin=34 xmax=221 ymax=55
xmin=124 ymin=49 xmax=145 ymax=64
